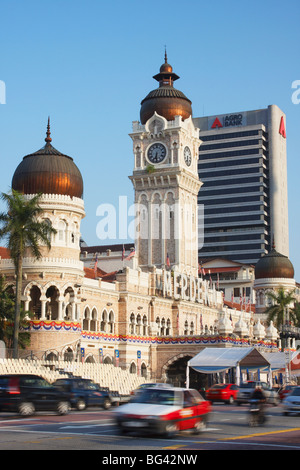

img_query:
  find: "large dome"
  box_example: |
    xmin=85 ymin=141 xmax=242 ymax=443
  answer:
xmin=12 ymin=120 xmax=83 ymax=199
xmin=140 ymin=53 xmax=192 ymax=125
xmin=255 ymin=246 xmax=294 ymax=280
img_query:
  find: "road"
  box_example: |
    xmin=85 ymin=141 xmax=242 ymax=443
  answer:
xmin=0 ymin=403 xmax=299 ymax=455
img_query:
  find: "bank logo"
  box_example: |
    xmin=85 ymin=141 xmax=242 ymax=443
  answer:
xmin=279 ymin=116 xmax=286 ymax=138
xmin=210 ymin=113 xmax=245 ymax=129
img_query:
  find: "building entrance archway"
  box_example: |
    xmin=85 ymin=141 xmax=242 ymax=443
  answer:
xmin=165 ymin=355 xmax=207 ymax=390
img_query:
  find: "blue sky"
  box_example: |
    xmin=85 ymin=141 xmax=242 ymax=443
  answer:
xmin=0 ymin=0 xmax=299 ymax=277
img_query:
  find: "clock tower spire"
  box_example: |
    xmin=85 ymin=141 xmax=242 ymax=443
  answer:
xmin=129 ymin=55 xmax=202 ymax=276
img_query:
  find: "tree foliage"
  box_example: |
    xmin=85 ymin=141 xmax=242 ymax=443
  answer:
xmin=265 ymin=287 xmax=299 ymax=328
xmin=0 ymin=190 xmax=56 ymax=357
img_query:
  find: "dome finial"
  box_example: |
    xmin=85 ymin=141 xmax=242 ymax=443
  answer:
xmin=164 ymin=46 xmax=168 ymax=63
xmin=45 ymin=116 xmax=52 ymax=144
xmin=272 ymin=235 xmax=276 ymax=250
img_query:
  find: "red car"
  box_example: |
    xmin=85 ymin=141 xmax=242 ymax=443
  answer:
xmin=114 ymin=386 xmax=211 ymax=437
xmin=278 ymin=385 xmax=297 ymax=401
xmin=206 ymin=383 xmax=239 ymax=404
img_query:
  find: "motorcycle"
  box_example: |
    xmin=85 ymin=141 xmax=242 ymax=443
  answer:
xmin=248 ymin=399 xmax=266 ymax=427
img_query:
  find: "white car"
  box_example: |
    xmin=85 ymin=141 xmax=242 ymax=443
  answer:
xmin=282 ymin=386 xmax=300 ymax=415
xmin=114 ymin=387 xmax=211 ymax=437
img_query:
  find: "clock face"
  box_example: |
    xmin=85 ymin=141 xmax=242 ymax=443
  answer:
xmin=184 ymin=146 xmax=192 ymax=166
xmin=147 ymin=143 xmax=167 ymax=164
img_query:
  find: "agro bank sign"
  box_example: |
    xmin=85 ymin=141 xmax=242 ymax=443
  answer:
xmin=209 ymin=112 xmax=247 ymax=129
xmin=161 ymin=270 xmax=218 ymax=307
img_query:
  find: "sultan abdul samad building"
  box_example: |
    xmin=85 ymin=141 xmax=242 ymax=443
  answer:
xmin=0 ymin=54 xmax=288 ymax=385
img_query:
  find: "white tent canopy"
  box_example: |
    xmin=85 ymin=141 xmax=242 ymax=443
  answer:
xmin=261 ymin=351 xmax=298 ymax=371
xmin=186 ymin=347 xmax=271 ymax=387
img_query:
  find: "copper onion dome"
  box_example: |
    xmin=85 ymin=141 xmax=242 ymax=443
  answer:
xmin=255 ymin=242 xmax=294 ymax=280
xmin=140 ymin=51 xmax=192 ymax=125
xmin=12 ymin=119 xmax=83 ymax=199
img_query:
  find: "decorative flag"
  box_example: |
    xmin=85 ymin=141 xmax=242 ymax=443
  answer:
xmin=122 ymin=244 xmax=125 ymax=261
xmin=166 ymin=253 xmax=170 ymax=267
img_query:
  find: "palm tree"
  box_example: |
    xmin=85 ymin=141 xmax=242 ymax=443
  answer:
xmin=265 ymin=287 xmax=298 ymax=329
xmin=0 ymin=275 xmax=33 ymax=351
xmin=0 ymin=190 xmax=56 ymax=358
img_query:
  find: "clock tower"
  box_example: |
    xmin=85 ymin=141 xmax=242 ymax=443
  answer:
xmin=129 ymin=54 xmax=202 ymax=276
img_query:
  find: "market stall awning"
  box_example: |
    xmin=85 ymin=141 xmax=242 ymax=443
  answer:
xmin=188 ymin=347 xmax=270 ymax=374
xmin=261 ymin=351 xmax=299 ymax=371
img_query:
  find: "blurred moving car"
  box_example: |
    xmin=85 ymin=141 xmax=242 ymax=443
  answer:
xmin=114 ymin=386 xmax=211 ymax=437
xmin=282 ymin=386 xmax=300 ymax=415
xmin=130 ymin=382 xmax=173 ymax=395
xmin=236 ymin=381 xmax=279 ymax=406
xmin=0 ymin=374 xmax=71 ymax=416
xmin=278 ymin=384 xmax=297 ymax=401
xmin=53 ymin=378 xmax=112 ymax=410
xmin=206 ymin=383 xmax=239 ymax=404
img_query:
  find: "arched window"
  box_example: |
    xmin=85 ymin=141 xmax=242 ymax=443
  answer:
xmin=109 ymin=310 xmax=114 ymax=333
xmin=58 ymin=220 xmax=67 ymax=243
xmin=130 ymin=313 xmax=135 ymax=334
xmin=136 ymin=314 xmax=142 ymax=335
xmin=101 ymin=310 xmax=108 ymax=332
xmin=83 ymin=307 xmax=90 ymax=331
xmin=161 ymin=318 xmax=165 ymax=336
xmin=142 ymin=315 xmax=148 ymax=336
xmin=91 ymin=308 xmax=97 ymax=332
xmin=166 ymin=318 xmax=171 ymax=336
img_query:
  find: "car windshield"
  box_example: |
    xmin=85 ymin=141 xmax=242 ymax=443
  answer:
xmin=211 ymin=384 xmax=227 ymax=390
xmin=290 ymin=388 xmax=300 ymax=397
xmin=132 ymin=389 xmax=180 ymax=406
xmin=239 ymin=383 xmax=256 ymax=389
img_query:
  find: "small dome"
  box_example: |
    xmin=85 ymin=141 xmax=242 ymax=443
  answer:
xmin=140 ymin=52 xmax=192 ymax=125
xmin=12 ymin=119 xmax=83 ymax=199
xmin=265 ymin=321 xmax=278 ymax=341
xmin=253 ymin=319 xmax=265 ymax=339
xmin=255 ymin=246 xmax=294 ymax=280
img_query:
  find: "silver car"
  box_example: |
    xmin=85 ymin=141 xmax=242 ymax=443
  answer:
xmin=282 ymin=386 xmax=300 ymax=415
xmin=236 ymin=381 xmax=279 ymax=406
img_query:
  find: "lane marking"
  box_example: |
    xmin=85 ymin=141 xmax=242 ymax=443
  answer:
xmin=222 ymin=427 xmax=300 ymax=440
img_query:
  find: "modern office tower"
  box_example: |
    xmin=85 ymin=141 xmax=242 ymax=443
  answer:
xmin=193 ymin=105 xmax=289 ymax=264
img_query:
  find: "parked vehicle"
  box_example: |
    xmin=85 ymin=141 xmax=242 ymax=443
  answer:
xmin=206 ymin=384 xmax=239 ymax=404
xmin=53 ymin=378 xmax=112 ymax=410
xmin=0 ymin=374 xmax=71 ymax=416
xmin=278 ymin=384 xmax=297 ymax=401
xmin=114 ymin=386 xmax=211 ymax=437
xmin=282 ymin=386 xmax=300 ymax=415
xmin=236 ymin=381 xmax=279 ymax=406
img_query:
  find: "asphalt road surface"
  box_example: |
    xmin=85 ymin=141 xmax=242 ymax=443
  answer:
xmin=0 ymin=403 xmax=299 ymax=455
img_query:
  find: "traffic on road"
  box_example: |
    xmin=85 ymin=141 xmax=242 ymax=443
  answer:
xmin=0 ymin=378 xmax=300 ymax=451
